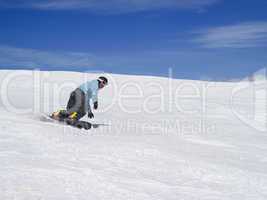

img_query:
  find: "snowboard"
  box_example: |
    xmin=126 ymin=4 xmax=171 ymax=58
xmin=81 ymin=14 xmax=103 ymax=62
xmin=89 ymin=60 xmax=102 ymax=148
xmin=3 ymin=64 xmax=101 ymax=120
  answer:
xmin=39 ymin=114 xmax=91 ymax=130
xmin=40 ymin=114 xmax=108 ymax=130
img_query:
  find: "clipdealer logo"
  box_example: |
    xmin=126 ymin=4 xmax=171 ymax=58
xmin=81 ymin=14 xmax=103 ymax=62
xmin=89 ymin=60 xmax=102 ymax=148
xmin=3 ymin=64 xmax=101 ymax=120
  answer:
xmin=231 ymin=68 xmax=267 ymax=132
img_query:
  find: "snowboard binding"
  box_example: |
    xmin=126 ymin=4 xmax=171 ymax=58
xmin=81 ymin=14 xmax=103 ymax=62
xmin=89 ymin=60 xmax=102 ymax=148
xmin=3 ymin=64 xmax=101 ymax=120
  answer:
xmin=50 ymin=110 xmax=92 ymax=130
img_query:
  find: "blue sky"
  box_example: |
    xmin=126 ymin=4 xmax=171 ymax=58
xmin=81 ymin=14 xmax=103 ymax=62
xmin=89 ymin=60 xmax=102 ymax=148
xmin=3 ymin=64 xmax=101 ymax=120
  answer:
xmin=0 ymin=0 xmax=267 ymax=80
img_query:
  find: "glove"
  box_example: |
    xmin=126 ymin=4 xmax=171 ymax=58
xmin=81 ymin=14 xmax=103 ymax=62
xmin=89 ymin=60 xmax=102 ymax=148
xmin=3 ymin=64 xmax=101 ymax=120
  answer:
xmin=94 ymin=101 xmax=98 ymax=110
xmin=88 ymin=112 xmax=94 ymax=119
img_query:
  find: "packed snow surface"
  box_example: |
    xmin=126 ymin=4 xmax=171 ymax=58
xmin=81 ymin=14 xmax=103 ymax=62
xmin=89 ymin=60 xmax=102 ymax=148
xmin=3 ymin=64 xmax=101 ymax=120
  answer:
xmin=0 ymin=70 xmax=267 ymax=200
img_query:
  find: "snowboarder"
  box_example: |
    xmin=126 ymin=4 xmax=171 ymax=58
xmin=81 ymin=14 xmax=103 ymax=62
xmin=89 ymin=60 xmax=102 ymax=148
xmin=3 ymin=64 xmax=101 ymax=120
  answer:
xmin=51 ymin=76 xmax=108 ymax=125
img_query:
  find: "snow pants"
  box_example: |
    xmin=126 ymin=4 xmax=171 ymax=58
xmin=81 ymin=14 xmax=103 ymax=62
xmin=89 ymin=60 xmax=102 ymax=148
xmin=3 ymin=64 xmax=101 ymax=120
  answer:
xmin=66 ymin=88 xmax=86 ymax=120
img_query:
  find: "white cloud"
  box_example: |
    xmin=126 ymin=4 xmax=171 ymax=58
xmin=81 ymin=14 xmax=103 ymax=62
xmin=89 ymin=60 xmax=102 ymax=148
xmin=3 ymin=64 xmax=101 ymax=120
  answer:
xmin=0 ymin=46 xmax=97 ymax=68
xmin=193 ymin=21 xmax=267 ymax=48
xmin=0 ymin=0 xmax=220 ymax=13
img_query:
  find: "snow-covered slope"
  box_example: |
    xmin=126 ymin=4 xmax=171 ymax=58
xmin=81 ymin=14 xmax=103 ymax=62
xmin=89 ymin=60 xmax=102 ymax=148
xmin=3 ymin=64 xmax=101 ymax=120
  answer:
xmin=0 ymin=70 xmax=267 ymax=200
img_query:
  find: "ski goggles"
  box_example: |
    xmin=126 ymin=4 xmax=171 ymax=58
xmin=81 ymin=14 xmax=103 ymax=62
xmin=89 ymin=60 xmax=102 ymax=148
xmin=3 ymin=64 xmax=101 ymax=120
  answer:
xmin=98 ymin=79 xmax=108 ymax=86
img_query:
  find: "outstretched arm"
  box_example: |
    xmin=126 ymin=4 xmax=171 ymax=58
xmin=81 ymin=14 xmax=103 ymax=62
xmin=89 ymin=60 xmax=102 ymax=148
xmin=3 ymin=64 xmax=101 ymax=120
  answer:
xmin=86 ymin=95 xmax=95 ymax=119
xmin=87 ymin=80 xmax=99 ymax=119
xmin=91 ymin=90 xmax=98 ymax=105
xmin=87 ymin=102 xmax=94 ymax=119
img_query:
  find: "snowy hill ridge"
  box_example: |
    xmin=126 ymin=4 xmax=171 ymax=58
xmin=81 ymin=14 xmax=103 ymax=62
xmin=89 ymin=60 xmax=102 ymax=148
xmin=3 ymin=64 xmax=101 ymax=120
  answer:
xmin=0 ymin=70 xmax=267 ymax=200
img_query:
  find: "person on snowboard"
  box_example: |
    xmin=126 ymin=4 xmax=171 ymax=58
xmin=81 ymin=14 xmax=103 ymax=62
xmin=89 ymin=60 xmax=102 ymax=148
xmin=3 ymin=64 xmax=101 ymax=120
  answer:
xmin=52 ymin=76 xmax=108 ymax=123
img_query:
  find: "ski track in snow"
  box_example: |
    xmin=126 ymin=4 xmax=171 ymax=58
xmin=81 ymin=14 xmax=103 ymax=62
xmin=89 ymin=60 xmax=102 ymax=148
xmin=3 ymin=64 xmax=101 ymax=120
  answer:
xmin=0 ymin=70 xmax=267 ymax=200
